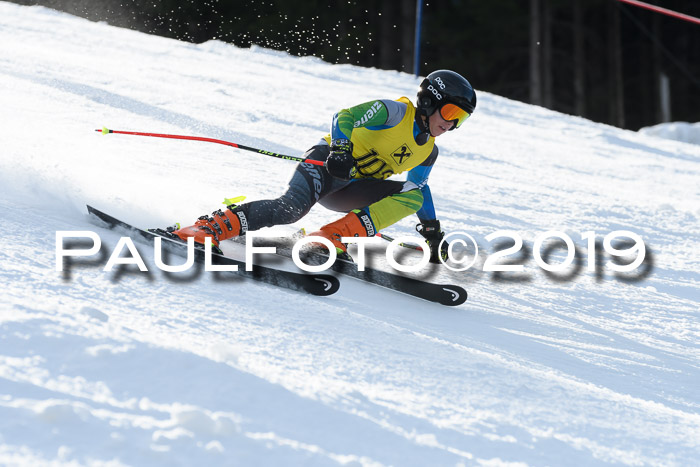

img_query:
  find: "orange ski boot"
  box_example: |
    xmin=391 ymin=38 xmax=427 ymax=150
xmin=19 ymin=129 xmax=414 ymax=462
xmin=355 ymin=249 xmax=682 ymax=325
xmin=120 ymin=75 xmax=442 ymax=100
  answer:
xmin=172 ymin=206 xmax=247 ymax=252
xmin=306 ymin=210 xmax=375 ymax=259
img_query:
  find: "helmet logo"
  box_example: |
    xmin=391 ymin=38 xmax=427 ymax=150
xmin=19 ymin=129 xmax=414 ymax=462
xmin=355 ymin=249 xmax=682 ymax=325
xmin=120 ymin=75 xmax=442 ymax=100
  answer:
xmin=434 ymin=76 xmax=446 ymax=90
xmin=427 ymin=84 xmax=443 ymax=101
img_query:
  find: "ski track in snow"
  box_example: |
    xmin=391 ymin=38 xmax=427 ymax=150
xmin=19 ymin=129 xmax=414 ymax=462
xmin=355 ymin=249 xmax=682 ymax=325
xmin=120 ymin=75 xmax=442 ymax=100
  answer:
xmin=0 ymin=3 xmax=699 ymax=466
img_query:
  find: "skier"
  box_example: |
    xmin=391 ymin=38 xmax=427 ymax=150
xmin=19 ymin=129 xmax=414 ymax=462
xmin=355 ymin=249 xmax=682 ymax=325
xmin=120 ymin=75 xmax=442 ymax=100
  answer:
xmin=172 ymin=70 xmax=477 ymax=263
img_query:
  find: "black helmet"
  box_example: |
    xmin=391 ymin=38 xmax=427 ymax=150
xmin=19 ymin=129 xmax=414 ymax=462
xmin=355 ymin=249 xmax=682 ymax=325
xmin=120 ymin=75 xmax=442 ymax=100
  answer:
xmin=416 ymin=70 xmax=477 ymax=123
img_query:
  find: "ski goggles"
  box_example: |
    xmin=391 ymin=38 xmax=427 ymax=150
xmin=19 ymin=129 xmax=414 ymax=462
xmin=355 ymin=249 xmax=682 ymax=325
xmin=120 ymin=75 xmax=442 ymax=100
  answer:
xmin=439 ymin=103 xmax=471 ymax=129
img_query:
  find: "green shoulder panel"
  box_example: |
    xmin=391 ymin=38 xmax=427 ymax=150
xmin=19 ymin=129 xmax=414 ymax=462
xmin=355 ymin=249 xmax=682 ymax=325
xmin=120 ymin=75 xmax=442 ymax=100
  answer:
xmin=335 ymin=100 xmax=389 ymax=140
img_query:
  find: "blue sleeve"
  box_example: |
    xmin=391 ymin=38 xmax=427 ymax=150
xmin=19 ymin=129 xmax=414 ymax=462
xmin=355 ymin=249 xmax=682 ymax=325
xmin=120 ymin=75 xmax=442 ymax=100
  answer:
xmin=407 ymin=164 xmax=437 ymax=221
xmin=330 ymin=111 xmax=351 ymax=140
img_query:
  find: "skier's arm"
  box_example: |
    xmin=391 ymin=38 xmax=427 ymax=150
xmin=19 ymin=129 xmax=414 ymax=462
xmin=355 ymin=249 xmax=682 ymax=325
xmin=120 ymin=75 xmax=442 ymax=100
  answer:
xmin=330 ymin=100 xmax=405 ymax=141
xmin=409 ymin=146 xmax=450 ymax=264
xmin=407 ymin=146 xmax=439 ymax=221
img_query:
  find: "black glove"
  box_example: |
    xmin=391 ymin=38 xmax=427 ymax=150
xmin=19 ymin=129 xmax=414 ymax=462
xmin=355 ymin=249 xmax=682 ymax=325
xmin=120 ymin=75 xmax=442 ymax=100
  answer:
xmin=325 ymin=139 xmax=357 ymax=180
xmin=417 ymin=219 xmax=449 ymax=264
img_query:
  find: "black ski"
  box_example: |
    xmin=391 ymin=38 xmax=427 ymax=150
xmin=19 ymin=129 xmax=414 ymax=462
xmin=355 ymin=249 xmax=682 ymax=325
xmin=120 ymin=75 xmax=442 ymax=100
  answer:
xmin=239 ymin=236 xmax=468 ymax=306
xmin=86 ymin=205 xmax=340 ymax=297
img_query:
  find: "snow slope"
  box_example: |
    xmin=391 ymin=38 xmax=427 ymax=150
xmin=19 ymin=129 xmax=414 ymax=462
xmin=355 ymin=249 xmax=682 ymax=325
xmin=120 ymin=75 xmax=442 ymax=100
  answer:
xmin=1 ymin=3 xmax=699 ymax=465
xmin=639 ymin=121 xmax=700 ymax=146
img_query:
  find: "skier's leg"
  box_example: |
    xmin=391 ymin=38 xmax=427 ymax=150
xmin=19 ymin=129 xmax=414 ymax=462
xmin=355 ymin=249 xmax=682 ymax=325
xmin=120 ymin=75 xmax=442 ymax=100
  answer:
xmin=234 ymin=146 xmax=333 ymax=230
xmin=173 ymin=145 xmax=341 ymax=247
xmin=308 ymin=180 xmax=424 ymax=254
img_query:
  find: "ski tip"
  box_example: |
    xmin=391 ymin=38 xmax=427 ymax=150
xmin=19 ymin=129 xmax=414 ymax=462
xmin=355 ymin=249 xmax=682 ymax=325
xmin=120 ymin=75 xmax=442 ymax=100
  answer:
xmin=310 ymin=275 xmax=340 ymax=296
xmin=440 ymin=286 xmax=468 ymax=306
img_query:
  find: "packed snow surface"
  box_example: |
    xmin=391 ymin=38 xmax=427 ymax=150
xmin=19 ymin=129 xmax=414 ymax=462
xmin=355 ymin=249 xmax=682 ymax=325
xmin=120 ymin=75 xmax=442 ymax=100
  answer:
xmin=639 ymin=121 xmax=700 ymax=146
xmin=1 ymin=3 xmax=699 ymax=466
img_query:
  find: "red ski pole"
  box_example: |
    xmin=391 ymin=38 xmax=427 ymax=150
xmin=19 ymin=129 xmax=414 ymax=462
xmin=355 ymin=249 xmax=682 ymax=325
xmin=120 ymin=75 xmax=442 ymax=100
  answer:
xmin=95 ymin=127 xmax=326 ymax=167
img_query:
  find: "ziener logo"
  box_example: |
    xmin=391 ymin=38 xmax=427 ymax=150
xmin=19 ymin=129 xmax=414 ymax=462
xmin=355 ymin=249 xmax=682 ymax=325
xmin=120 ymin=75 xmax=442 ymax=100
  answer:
xmin=355 ymin=101 xmax=383 ymax=127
